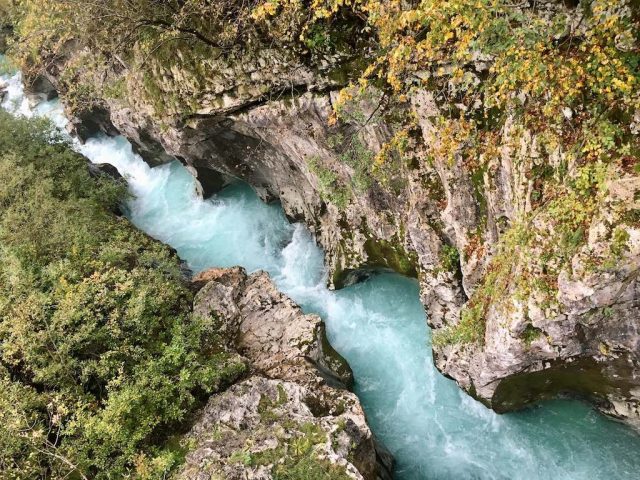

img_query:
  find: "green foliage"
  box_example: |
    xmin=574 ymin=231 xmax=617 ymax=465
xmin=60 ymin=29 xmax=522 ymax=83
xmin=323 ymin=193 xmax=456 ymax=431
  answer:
xmin=303 ymin=23 xmax=333 ymax=52
xmin=307 ymin=155 xmax=351 ymax=209
xmin=336 ymin=134 xmax=375 ymax=193
xmin=611 ymin=227 xmax=631 ymax=258
xmin=8 ymin=0 xmax=365 ymax=119
xmin=432 ymin=303 xmax=485 ymax=347
xmin=0 ymin=55 xmax=14 ymax=75
xmin=521 ymin=324 xmax=542 ymax=347
xmin=433 ymin=223 xmax=531 ymax=347
xmin=0 ymin=112 xmax=245 ymax=479
xmin=273 ymin=454 xmax=351 ymax=480
xmin=250 ymin=420 xmax=350 ymax=480
xmin=603 ymin=227 xmax=632 ymax=269
xmin=438 ymin=244 xmax=460 ymax=274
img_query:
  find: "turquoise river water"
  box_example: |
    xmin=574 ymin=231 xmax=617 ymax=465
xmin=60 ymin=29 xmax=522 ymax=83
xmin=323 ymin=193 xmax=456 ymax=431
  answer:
xmin=3 ymin=67 xmax=640 ymax=479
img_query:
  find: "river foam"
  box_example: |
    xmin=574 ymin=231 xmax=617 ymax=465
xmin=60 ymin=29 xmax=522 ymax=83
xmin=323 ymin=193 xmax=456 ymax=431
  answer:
xmin=3 ymin=66 xmax=640 ymax=479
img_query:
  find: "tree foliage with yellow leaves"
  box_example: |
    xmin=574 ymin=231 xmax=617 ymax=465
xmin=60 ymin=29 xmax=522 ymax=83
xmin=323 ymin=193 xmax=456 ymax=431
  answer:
xmin=252 ymin=0 xmax=640 ymax=345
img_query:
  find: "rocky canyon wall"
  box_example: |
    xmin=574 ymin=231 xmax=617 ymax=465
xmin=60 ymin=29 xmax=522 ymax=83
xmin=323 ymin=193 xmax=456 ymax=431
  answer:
xmin=10 ymin=0 xmax=640 ymax=431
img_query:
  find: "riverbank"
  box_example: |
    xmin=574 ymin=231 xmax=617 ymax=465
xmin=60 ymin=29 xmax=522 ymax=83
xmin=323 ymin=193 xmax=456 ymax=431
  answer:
xmin=0 ymin=71 xmax=387 ymax=480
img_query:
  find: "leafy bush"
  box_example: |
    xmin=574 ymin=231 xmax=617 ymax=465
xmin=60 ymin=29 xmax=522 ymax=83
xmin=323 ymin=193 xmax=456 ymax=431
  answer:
xmin=0 ymin=111 xmax=244 ymax=479
xmin=438 ymin=244 xmax=460 ymax=274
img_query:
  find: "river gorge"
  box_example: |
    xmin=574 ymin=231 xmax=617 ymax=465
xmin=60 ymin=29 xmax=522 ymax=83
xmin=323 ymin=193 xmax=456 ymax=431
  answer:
xmin=3 ymin=63 xmax=640 ymax=479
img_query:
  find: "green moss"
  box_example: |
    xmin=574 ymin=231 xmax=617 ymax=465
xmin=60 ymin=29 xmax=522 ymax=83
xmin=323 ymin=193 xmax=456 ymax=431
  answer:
xmin=438 ymin=244 xmax=460 ymax=274
xmin=470 ymin=163 xmax=488 ymax=222
xmin=307 ymin=156 xmax=351 ymax=210
xmin=102 ymin=77 xmax=127 ymax=100
xmin=258 ymin=394 xmax=280 ymax=423
xmin=610 ymin=227 xmax=631 ymax=259
xmin=363 ymin=236 xmax=418 ymax=279
xmin=273 ymin=455 xmax=351 ymax=480
xmin=316 ymin=323 xmax=354 ymax=387
xmin=432 ymin=303 xmax=485 ymax=347
xmin=238 ymin=419 xmax=350 ymax=480
xmin=229 ymin=450 xmax=253 ymax=466
xmin=621 ymin=208 xmax=640 ymax=226
xmin=521 ymin=324 xmax=542 ymax=346
xmin=277 ymin=384 xmax=288 ymax=405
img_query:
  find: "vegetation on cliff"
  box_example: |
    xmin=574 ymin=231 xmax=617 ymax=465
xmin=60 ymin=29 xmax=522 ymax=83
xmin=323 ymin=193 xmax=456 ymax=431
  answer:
xmin=277 ymin=0 xmax=639 ymax=346
xmin=0 ymin=112 xmax=245 ymax=479
xmin=3 ymin=0 xmax=366 ymax=117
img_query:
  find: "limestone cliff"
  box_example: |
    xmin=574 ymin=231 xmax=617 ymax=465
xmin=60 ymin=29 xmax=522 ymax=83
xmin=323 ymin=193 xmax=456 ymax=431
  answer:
xmin=10 ymin=0 xmax=640 ymax=432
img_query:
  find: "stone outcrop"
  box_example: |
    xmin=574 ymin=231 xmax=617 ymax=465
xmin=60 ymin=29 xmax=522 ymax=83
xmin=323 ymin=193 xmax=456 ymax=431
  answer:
xmin=137 ymin=79 xmax=639 ymax=432
xmin=181 ymin=267 xmax=392 ymax=479
xmin=433 ymin=174 xmax=640 ymax=429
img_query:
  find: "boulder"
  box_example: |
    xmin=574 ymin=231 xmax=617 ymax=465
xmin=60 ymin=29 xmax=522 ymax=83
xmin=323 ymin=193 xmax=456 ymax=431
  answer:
xmin=181 ymin=268 xmax=392 ymax=479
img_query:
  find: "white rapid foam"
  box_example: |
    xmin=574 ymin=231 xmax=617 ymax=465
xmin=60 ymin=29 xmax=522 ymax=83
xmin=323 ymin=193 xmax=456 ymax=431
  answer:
xmin=3 ymin=64 xmax=640 ymax=479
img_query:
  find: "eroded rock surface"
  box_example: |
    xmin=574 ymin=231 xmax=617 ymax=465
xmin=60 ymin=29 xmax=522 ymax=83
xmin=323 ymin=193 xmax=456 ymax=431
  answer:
xmin=180 ymin=267 xmax=392 ymax=480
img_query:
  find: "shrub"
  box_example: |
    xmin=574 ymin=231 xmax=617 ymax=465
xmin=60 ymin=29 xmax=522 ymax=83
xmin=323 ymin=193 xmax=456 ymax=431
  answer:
xmin=307 ymin=156 xmax=351 ymax=209
xmin=0 ymin=111 xmax=245 ymax=479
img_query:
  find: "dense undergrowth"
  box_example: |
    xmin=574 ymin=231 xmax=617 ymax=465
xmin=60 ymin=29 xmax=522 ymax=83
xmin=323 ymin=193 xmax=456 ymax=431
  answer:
xmin=2 ymin=0 xmax=639 ymax=348
xmin=0 ymin=111 xmax=245 ymax=479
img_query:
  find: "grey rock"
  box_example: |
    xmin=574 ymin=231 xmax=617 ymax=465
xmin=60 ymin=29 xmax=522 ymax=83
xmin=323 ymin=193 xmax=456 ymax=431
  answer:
xmin=185 ymin=267 xmax=392 ymax=479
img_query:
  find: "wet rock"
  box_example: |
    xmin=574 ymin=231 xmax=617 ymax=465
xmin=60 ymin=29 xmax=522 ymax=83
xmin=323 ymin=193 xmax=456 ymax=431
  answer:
xmin=0 ymin=79 xmax=7 ymax=103
xmin=88 ymin=162 xmax=122 ymax=181
xmin=193 ymin=164 xmax=230 ymax=198
xmin=67 ymin=105 xmax=120 ymax=142
xmin=194 ymin=268 xmax=350 ymax=386
xmin=0 ymin=25 xmax=12 ymax=53
xmin=24 ymin=73 xmax=57 ymax=107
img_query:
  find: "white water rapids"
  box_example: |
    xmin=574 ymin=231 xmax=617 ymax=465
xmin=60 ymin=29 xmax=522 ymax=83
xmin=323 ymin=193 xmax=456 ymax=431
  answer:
xmin=3 ymin=67 xmax=640 ymax=479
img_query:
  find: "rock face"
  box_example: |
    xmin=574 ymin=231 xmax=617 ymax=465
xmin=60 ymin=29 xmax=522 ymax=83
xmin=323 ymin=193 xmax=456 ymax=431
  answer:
xmin=121 ymin=80 xmax=639 ymax=432
xmin=433 ymin=175 xmax=640 ymax=429
xmin=86 ymin=85 xmax=446 ymax=310
xmin=23 ymin=6 xmax=640 ymax=432
xmin=181 ymin=267 xmax=392 ymax=480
